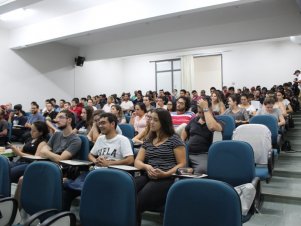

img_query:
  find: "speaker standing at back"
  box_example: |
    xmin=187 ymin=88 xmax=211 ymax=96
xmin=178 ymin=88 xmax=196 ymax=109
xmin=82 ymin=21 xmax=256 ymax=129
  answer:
xmin=75 ymin=56 xmax=85 ymax=67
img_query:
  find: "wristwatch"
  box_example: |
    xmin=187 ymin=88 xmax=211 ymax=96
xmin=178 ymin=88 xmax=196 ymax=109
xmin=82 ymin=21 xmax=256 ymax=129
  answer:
xmin=203 ymin=108 xmax=209 ymax=112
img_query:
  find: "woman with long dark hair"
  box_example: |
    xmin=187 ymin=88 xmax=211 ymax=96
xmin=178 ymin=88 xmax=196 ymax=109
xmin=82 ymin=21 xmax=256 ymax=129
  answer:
xmin=134 ymin=108 xmax=186 ymax=225
xmin=9 ymin=121 xmax=49 ymax=182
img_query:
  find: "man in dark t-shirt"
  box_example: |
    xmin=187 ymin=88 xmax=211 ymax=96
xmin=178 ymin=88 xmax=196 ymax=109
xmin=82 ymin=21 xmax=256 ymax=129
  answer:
xmin=181 ymin=99 xmax=223 ymax=174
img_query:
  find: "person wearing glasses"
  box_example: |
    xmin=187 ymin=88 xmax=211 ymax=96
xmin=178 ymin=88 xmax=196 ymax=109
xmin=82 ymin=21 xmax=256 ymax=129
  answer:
xmin=38 ymin=110 xmax=82 ymax=162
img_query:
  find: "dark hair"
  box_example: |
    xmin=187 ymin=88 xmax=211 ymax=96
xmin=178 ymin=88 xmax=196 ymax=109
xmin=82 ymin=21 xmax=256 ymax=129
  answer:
xmin=100 ymin=113 xmax=118 ymax=129
xmin=72 ymin=98 xmax=79 ymax=104
xmin=148 ymin=108 xmax=175 ymax=142
xmin=32 ymin=121 xmax=49 ymax=140
xmin=111 ymin=104 xmax=124 ymax=122
xmin=240 ymin=93 xmax=248 ymax=99
xmin=228 ymin=94 xmax=240 ymax=105
xmin=31 ymin=102 xmax=39 ymax=109
xmin=263 ymin=97 xmax=275 ymax=105
xmin=135 ymin=102 xmax=147 ymax=113
xmin=177 ymin=96 xmax=191 ymax=112
xmin=84 ymin=106 xmax=94 ymax=129
xmin=14 ymin=104 xmax=22 ymax=111
xmin=60 ymin=109 xmax=76 ymax=128
xmin=180 ymin=89 xmax=187 ymax=94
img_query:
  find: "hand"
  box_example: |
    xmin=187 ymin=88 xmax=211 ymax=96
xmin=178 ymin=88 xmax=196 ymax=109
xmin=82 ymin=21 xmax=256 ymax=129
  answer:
xmin=25 ymin=123 xmax=31 ymax=129
xmin=145 ymin=165 xmax=157 ymax=179
xmin=198 ymin=99 xmax=209 ymax=109
xmin=96 ymin=156 xmax=110 ymax=167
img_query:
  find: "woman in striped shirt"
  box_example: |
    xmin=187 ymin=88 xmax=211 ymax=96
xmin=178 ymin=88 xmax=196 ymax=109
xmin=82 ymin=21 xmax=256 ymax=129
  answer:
xmin=134 ymin=108 xmax=186 ymax=226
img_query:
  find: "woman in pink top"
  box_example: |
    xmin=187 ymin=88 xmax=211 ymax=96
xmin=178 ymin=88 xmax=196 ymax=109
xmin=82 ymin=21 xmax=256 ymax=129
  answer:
xmin=130 ymin=102 xmax=147 ymax=134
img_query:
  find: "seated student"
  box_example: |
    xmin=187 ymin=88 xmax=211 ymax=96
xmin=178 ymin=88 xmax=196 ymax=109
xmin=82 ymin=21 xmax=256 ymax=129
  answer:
xmin=257 ymin=97 xmax=286 ymax=128
xmin=9 ymin=121 xmax=49 ymax=183
xmin=72 ymin=106 xmax=94 ymax=135
xmin=170 ymin=96 xmax=195 ymax=135
xmin=0 ymin=108 xmax=8 ymax=146
xmin=63 ymin=113 xmax=134 ymax=210
xmin=111 ymin=104 xmax=126 ymax=124
xmin=8 ymin=104 xmax=28 ymax=142
xmin=181 ymin=99 xmax=223 ymax=174
xmin=22 ymin=102 xmax=45 ymax=142
xmin=134 ymin=108 xmax=186 ymax=226
xmin=14 ymin=110 xmax=81 ymax=209
xmin=210 ymin=90 xmax=226 ymax=115
xmin=275 ymin=90 xmax=292 ymax=117
xmin=43 ymin=101 xmax=58 ymax=122
xmin=223 ymin=94 xmax=249 ymax=126
xmin=38 ymin=110 xmax=82 ymax=162
xmin=132 ymin=110 xmax=153 ymax=145
xmin=130 ymin=102 xmax=147 ymax=135
xmin=238 ymin=93 xmax=257 ymax=117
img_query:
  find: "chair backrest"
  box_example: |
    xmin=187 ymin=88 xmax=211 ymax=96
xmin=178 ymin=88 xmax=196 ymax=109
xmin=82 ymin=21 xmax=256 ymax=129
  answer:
xmin=80 ymin=169 xmax=136 ymax=226
xmin=207 ymin=140 xmax=255 ymax=187
xmin=215 ymin=115 xmax=235 ymax=140
xmin=163 ymin=179 xmax=242 ymax=226
xmin=0 ymin=155 xmax=10 ymax=197
xmin=119 ymin=124 xmax=135 ymax=139
xmin=78 ymin=135 xmax=90 ymax=161
xmin=249 ymin=115 xmax=278 ymax=145
xmin=233 ymin=124 xmax=272 ymax=164
xmin=21 ymin=161 xmax=63 ymax=215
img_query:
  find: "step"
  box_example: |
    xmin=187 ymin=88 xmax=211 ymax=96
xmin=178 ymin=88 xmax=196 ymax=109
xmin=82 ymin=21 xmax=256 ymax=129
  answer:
xmin=262 ymin=176 xmax=301 ymax=204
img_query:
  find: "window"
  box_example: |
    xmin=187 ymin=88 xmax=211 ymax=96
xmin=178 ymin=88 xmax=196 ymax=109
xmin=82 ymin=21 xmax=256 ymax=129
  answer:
xmin=154 ymin=59 xmax=181 ymax=92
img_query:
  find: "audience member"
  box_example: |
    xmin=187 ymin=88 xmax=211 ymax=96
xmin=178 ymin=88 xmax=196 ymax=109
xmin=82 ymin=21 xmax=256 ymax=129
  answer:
xmin=0 ymin=108 xmax=8 ymax=146
xmin=134 ymin=108 xmax=186 ymax=226
xmin=181 ymin=99 xmax=223 ymax=174
xmin=130 ymin=102 xmax=147 ymax=134
xmin=223 ymin=94 xmax=249 ymax=126
xmin=111 ymin=104 xmax=126 ymax=124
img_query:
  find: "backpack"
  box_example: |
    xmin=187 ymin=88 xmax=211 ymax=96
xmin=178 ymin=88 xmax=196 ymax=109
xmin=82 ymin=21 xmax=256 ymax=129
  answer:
xmin=281 ymin=140 xmax=295 ymax=152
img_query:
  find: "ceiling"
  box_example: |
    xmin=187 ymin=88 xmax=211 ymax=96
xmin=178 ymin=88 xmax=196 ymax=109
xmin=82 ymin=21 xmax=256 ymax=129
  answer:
xmin=1 ymin=0 xmax=301 ymax=56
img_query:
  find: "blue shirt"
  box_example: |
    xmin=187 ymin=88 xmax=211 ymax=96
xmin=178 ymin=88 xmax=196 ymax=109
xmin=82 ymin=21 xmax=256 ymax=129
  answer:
xmin=27 ymin=113 xmax=45 ymax=124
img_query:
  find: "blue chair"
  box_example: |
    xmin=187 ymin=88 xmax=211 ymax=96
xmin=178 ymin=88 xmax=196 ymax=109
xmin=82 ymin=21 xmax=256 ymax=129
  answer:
xmin=164 ymin=179 xmax=242 ymax=226
xmin=1 ymin=161 xmax=63 ymax=225
xmin=125 ymin=115 xmax=131 ymax=123
xmin=78 ymin=135 xmax=90 ymax=161
xmin=0 ymin=155 xmax=10 ymax=198
xmin=207 ymin=140 xmax=259 ymax=222
xmin=216 ymin=115 xmax=235 ymax=140
xmin=119 ymin=124 xmax=135 ymax=139
xmin=40 ymin=168 xmax=137 ymax=226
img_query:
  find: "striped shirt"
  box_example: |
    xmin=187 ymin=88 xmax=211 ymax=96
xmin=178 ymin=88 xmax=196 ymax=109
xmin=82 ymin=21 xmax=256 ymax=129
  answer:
xmin=142 ymin=134 xmax=184 ymax=171
xmin=170 ymin=111 xmax=195 ymax=127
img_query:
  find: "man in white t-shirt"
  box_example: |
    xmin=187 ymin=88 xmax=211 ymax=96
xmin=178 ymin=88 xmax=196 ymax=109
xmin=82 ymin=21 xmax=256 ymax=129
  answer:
xmin=88 ymin=113 xmax=134 ymax=166
xmin=120 ymin=93 xmax=134 ymax=115
xmin=63 ymin=113 xmax=134 ymax=210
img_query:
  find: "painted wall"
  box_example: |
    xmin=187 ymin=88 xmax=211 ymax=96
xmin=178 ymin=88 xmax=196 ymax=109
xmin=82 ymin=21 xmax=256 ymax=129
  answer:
xmin=222 ymin=40 xmax=301 ymax=89
xmin=0 ymin=28 xmax=78 ymax=111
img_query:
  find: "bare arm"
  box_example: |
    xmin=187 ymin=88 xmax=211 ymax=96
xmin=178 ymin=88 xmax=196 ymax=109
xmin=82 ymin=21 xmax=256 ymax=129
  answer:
xmin=181 ymin=129 xmax=188 ymax=141
xmin=39 ymin=145 xmax=73 ymax=163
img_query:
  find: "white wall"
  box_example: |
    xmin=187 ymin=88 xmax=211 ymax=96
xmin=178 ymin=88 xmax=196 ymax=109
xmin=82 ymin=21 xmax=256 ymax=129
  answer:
xmin=74 ymin=58 xmax=124 ymax=97
xmin=76 ymin=38 xmax=301 ymax=95
xmin=0 ymin=28 xmax=78 ymax=111
xmin=222 ymin=40 xmax=301 ymax=89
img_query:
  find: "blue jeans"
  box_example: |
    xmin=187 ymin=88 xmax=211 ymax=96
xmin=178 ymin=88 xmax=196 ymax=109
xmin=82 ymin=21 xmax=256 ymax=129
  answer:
xmin=10 ymin=161 xmax=29 ymax=183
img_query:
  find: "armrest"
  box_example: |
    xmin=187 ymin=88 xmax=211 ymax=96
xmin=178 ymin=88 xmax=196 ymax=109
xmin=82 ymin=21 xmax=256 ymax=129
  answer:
xmin=251 ymin=177 xmax=260 ymax=188
xmin=0 ymin=197 xmax=18 ymax=226
xmin=40 ymin=211 xmax=76 ymax=226
xmin=267 ymin=149 xmax=273 ymax=174
xmin=23 ymin=209 xmax=59 ymax=226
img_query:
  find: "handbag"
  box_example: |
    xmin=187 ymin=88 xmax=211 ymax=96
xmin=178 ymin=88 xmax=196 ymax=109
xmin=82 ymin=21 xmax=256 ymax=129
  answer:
xmin=288 ymin=114 xmax=294 ymax=128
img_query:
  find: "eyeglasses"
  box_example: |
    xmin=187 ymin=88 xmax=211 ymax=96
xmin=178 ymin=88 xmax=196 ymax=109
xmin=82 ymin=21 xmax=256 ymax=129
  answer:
xmin=57 ymin=115 xmax=67 ymax=120
xmin=177 ymin=101 xmax=185 ymax=105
